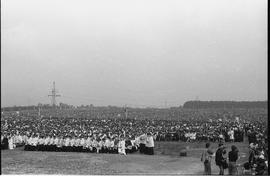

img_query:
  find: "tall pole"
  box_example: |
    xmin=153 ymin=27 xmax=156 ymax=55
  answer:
xmin=48 ymin=81 xmax=61 ymax=108
xmin=125 ymin=104 xmax=128 ymax=119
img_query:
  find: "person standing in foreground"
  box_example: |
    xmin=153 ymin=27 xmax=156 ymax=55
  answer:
xmin=201 ymin=143 xmax=214 ymax=175
xmin=228 ymin=145 xmax=239 ymax=175
xmin=215 ymin=143 xmax=227 ymax=175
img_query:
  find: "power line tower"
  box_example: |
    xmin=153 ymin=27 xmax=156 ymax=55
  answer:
xmin=48 ymin=81 xmax=61 ymax=108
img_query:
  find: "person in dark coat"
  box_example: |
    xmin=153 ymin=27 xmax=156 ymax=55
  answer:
xmin=228 ymin=145 xmax=239 ymax=175
xmin=215 ymin=143 xmax=227 ymax=175
xmin=2 ymin=136 xmax=9 ymax=150
xmin=125 ymin=140 xmax=132 ymax=154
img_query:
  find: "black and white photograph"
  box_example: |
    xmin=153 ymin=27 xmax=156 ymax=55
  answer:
xmin=1 ymin=0 xmax=268 ymax=175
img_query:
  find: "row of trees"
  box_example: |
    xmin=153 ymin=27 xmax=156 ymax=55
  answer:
xmin=183 ymin=101 xmax=267 ymax=109
xmin=2 ymin=101 xmax=267 ymax=112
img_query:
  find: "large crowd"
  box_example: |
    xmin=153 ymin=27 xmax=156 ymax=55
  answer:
xmin=1 ymin=107 xmax=268 ymax=174
xmin=1 ymin=109 xmax=267 ymax=144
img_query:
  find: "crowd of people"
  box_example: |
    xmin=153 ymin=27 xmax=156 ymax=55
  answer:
xmin=1 ymin=108 xmax=268 ymax=174
xmin=1 ymin=110 xmax=267 ymax=147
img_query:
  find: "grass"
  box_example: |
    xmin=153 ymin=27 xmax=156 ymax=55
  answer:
xmin=1 ymin=140 xmax=251 ymax=175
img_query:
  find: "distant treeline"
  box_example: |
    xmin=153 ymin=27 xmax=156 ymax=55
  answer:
xmin=1 ymin=103 xmax=74 ymax=112
xmin=183 ymin=101 xmax=267 ymax=109
xmin=1 ymin=101 xmax=267 ymax=112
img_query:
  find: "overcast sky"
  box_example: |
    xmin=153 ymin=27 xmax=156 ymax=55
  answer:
xmin=1 ymin=0 xmax=267 ymax=107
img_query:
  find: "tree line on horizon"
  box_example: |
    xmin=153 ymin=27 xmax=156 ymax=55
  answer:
xmin=1 ymin=101 xmax=267 ymax=112
xmin=183 ymin=101 xmax=267 ymax=109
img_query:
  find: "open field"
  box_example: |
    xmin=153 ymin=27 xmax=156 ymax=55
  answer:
xmin=1 ymin=141 xmax=250 ymax=175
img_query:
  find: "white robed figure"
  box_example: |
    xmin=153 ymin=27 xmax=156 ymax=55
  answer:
xmin=8 ymin=136 xmax=15 ymax=150
xmin=228 ymin=129 xmax=234 ymax=142
xmin=118 ymin=138 xmax=126 ymax=155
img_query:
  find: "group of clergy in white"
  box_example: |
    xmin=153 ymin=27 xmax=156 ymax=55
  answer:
xmin=2 ymin=132 xmax=155 ymax=155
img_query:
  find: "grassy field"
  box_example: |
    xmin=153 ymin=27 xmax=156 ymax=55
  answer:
xmin=1 ymin=141 xmax=250 ymax=175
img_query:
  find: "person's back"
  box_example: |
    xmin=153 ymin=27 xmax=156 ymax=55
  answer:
xmin=201 ymin=143 xmax=213 ymax=175
xmin=228 ymin=150 xmax=238 ymax=162
xmin=215 ymin=147 xmax=223 ymax=164
xmin=228 ymin=145 xmax=239 ymax=175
